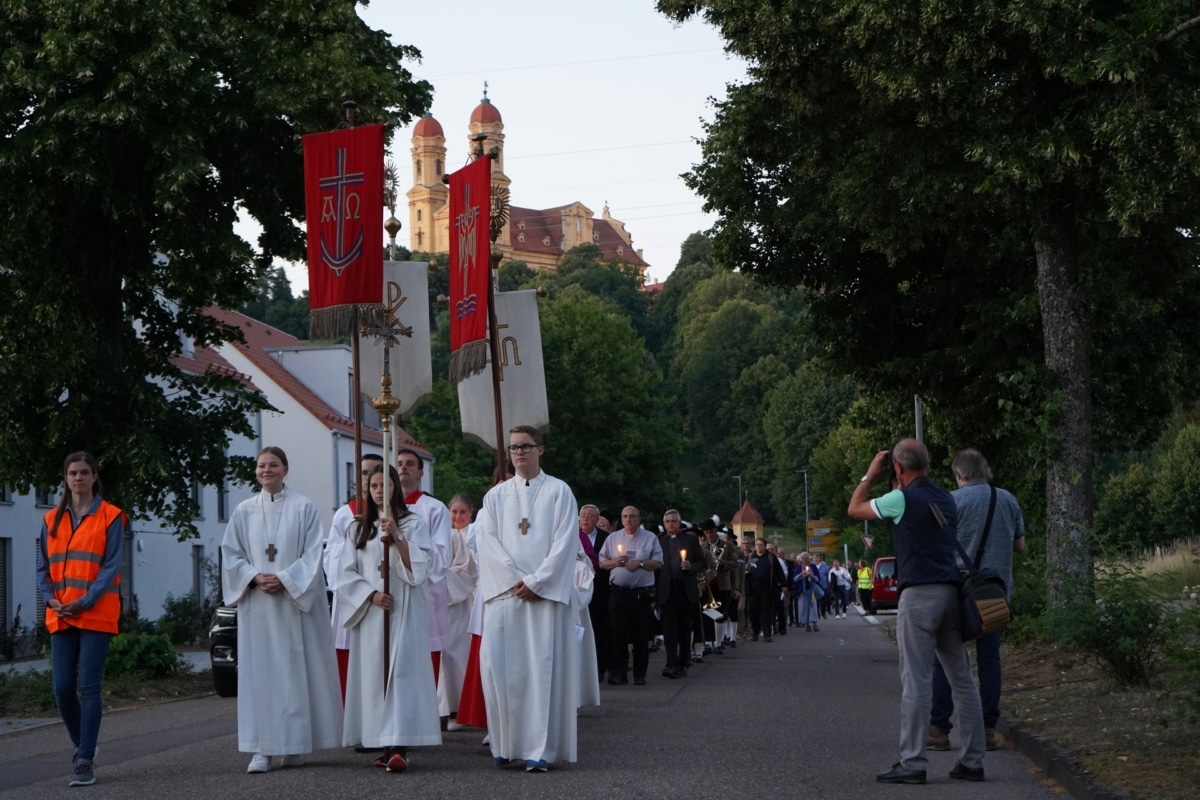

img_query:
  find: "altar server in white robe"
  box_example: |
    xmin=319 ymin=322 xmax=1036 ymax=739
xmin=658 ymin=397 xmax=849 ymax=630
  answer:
xmin=477 ymin=425 xmax=581 ymax=773
xmin=221 ymin=447 xmax=342 ymax=774
xmin=439 ymin=494 xmax=478 ymax=726
xmin=324 ymin=453 xmax=383 ymax=700
xmin=338 ymin=464 xmax=441 ymax=772
xmin=396 ymin=449 xmax=453 ymax=680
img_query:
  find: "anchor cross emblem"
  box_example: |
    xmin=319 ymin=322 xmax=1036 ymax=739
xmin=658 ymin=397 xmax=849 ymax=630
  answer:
xmin=319 ymin=147 xmax=365 ymax=276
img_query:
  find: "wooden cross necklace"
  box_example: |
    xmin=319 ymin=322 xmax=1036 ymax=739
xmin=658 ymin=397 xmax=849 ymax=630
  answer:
xmin=516 ymin=473 xmax=544 ymax=536
xmin=261 ymin=490 xmax=283 ymax=562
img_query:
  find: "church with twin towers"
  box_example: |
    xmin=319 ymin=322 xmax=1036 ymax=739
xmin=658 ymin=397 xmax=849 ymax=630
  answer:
xmin=406 ymin=90 xmax=649 ymax=276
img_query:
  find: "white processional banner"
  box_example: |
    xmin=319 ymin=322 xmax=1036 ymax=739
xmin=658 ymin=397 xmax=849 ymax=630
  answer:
xmin=359 ymin=261 xmax=433 ymax=419
xmin=456 ymin=289 xmax=549 ymax=449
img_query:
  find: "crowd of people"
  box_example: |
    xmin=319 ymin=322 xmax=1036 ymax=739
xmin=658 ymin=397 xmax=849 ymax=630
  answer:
xmin=35 ymin=435 xmax=1020 ymax=788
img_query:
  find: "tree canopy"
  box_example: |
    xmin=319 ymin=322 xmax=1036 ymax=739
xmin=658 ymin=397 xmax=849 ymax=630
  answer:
xmin=658 ymin=0 xmax=1200 ymax=604
xmin=0 ymin=1 xmax=432 ymax=535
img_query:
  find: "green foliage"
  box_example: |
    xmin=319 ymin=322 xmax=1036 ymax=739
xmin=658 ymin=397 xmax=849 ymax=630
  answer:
xmin=1042 ymin=565 xmax=1172 ymax=688
xmin=406 ymin=380 xmax=497 ymax=506
xmin=538 ymin=289 xmax=686 ymax=513
xmin=158 ymin=592 xmax=203 ymax=645
xmin=0 ymin=668 xmax=56 ymax=715
xmin=1151 ymin=425 xmax=1200 ymax=543
xmin=0 ymin=1 xmax=432 ymax=538
xmin=1094 ymin=462 xmax=1162 ymax=554
xmin=1162 ymin=604 xmax=1200 ymax=724
xmin=105 ymin=633 xmax=183 ymax=679
xmin=242 ymin=266 xmax=310 ymax=340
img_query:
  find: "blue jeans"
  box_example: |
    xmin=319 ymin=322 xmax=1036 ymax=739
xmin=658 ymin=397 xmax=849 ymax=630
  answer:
xmin=51 ymin=627 xmax=113 ymax=763
xmin=931 ymin=629 xmax=1001 ymax=730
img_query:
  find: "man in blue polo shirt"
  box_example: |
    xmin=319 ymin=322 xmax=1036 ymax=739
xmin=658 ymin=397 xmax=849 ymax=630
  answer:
xmin=848 ymin=439 xmax=986 ymax=785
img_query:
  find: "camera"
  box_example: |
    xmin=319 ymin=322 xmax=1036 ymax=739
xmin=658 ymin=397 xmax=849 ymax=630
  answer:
xmin=879 ymin=449 xmax=894 ymax=479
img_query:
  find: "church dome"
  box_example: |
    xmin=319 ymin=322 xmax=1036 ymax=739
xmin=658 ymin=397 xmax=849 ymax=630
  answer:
xmin=413 ymin=114 xmax=444 ymax=137
xmin=470 ymin=97 xmax=502 ymax=124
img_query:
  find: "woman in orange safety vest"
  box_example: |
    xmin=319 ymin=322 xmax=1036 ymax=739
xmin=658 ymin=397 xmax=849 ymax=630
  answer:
xmin=35 ymin=451 xmax=125 ymax=789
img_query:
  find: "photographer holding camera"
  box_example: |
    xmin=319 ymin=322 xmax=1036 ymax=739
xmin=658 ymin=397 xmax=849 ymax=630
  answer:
xmin=848 ymin=439 xmax=985 ymax=784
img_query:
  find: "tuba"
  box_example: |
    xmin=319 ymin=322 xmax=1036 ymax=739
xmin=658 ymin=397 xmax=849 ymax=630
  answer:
xmin=699 ymin=540 xmax=728 ymax=620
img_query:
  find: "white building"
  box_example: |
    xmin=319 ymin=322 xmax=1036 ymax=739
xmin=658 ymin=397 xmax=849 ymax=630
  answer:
xmin=0 ymin=309 xmax=433 ymax=638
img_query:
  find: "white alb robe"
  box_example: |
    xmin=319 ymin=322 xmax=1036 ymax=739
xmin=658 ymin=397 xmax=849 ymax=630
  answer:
xmin=323 ymin=502 xmax=356 ymax=650
xmin=408 ymin=492 xmax=452 ymax=652
xmin=437 ymin=524 xmax=477 ymax=716
xmin=477 ymin=471 xmax=581 ymax=764
xmin=574 ymin=554 xmax=600 ymax=708
xmin=337 ymin=513 xmax=442 ymax=748
xmin=221 ymin=489 xmax=342 ymax=756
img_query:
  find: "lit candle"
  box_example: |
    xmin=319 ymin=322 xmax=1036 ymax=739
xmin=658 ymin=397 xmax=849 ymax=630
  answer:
xmin=680 ymin=549 xmax=687 ymax=561
xmin=617 ymin=544 xmax=624 ymax=556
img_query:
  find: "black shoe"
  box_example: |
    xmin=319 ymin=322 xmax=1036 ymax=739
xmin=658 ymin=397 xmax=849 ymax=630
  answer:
xmin=877 ymin=763 xmax=927 ymax=784
xmin=633 ymin=676 xmax=646 ymax=685
xmin=662 ymin=667 xmax=680 ymax=679
xmin=764 ymin=636 xmax=773 ymax=642
xmin=727 ymin=640 xmax=737 ymax=649
xmin=715 ymin=645 xmax=725 ymax=654
xmin=812 ymin=624 xmax=819 ymax=632
xmin=607 ymin=675 xmax=628 ymax=686
xmin=949 ymin=762 xmax=985 ymax=782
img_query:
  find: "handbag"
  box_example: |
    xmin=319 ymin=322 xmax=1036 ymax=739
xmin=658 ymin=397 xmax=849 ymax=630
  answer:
xmin=929 ymin=491 xmax=1014 ymax=641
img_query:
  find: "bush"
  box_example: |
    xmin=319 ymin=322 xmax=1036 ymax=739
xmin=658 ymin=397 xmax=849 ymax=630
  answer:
xmin=159 ymin=592 xmax=203 ymax=645
xmin=1162 ymin=604 xmax=1200 ymax=723
xmin=1043 ymin=564 xmax=1171 ymax=688
xmin=119 ymin=594 xmax=158 ymax=636
xmin=0 ymin=668 xmax=55 ymax=715
xmin=105 ymin=633 xmax=182 ymax=679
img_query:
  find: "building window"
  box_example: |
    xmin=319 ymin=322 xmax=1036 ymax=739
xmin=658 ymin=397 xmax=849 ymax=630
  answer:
xmin=517 ymin=221 xmax=526 ymax=230
xmin=616 ymin=246 xmax=625 ymax=256
xmin=593 ymin=232 xmax=600 ymax=242
xmin=217 ymin=479 xmax=229 ymax=522
xmin=191 ymin=478 xmax=203 ymax=520
xmin=192 ymin=544 xmax=205 ymax=606
xmin=35 ymin=487 xmax=54 ymax=507
xmin=517 ymin=232 xmax=525 ymax=243
xmin=542 ymin=236 xmax=551 ymax=246
xmin=435 ymin=159 xmax=443 ymax=175
xmin=416 ymin=161 xmax=422 ymax=177
xmin=417 ymin=209 xmax=422 ymax=221
xmin=0 ymin=485 xmax=11 ymax=504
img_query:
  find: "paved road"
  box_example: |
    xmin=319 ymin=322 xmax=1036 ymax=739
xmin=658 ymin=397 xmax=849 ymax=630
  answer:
xmin=1 ymin=610 xmax=1062 ymax=799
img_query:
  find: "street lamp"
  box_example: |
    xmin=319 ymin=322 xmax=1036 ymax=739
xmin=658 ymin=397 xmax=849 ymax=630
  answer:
xmin=732 ymin=475 xmax=742 ymax=508
xmin=797 ymin=469 xmax=810 ymax=530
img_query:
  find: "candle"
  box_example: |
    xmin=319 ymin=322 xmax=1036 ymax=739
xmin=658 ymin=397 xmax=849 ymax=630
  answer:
xmin=617 ymin=544 xmax=624 ymax=556
xmin=680 ymin=549 xmax=687 ymax=561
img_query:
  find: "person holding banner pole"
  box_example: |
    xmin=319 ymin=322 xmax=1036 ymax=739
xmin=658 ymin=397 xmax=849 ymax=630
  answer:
xmin=338 ymin=464 xmax=440 ymax=772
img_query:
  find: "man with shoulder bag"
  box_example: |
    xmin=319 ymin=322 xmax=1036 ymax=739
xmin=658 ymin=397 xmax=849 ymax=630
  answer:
xmin=927 ymin=449 xmax=1026 ymax=753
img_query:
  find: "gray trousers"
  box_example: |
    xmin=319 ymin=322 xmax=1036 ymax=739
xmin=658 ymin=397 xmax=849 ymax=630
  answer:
xmin=896 ymin=583 xmax=985 ymax=771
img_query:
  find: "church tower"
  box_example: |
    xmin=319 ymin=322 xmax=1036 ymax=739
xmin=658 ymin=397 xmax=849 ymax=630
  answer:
xmin=407 ymin=114 xmax=448 ymax=254
xmin=468 ymin=87 xmax=512 ymax=246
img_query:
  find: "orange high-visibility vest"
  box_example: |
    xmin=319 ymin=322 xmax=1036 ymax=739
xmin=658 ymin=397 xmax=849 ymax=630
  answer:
xmin=43 ymin=501 xmax=124 ymax=634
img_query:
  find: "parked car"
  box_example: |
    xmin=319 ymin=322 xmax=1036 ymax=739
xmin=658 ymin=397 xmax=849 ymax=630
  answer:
xmin=871 ymin=556 xmax=898 ymax=612
xmin=209 ymin=605 xmax=237 ymax=697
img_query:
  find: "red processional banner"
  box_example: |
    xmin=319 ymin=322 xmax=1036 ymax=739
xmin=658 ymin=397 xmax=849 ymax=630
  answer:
xmin=447 ymin=156 xmax=492 ymax=384
xmin=302 ymin=123 xmax=385 ymax=338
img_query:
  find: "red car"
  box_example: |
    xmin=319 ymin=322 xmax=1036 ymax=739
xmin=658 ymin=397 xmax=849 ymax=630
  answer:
xmin=871 ymin=556 xmax=898 ymax=611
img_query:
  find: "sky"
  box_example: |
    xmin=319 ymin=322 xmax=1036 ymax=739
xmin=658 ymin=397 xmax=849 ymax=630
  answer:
xmin=270 ymin=0 xmax=746 ymax=290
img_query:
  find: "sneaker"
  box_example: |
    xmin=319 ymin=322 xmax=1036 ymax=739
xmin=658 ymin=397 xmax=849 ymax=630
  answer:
xmin=386 ymin=752 xmax=408 ymax=773
xmin=72 ymin=745 xmax=99 ymax=768
xmin=446 ymin=720 xmax=464 ymax=731
xmin=482 ymin=733 xmax=490 ymax=746
xmin=927 ymin=727 xmax=951 ymax=751
xmin=280 ymin=754 xmax=306 ymax=768
xmin=494 ymin=756 xmax=513 ymax=767
xmin=764 ymin=635 xmax=773 ymax=642
xmin=69 ymin=761 xmax=95 ymax=787
xmin=247 ymin=753 xmax=271 ymax=774
xmin=525 ymin=759 xmax=548 ymax=773
xmin=985 ymin=728 xmax=998 ymax=751
xmin=374 ymin=749 xmax=394 ymax=768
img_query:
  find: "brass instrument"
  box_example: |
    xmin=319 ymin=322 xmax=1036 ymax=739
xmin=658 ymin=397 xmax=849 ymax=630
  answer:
xmin=699 ymin=540 xmax=727 ymax=620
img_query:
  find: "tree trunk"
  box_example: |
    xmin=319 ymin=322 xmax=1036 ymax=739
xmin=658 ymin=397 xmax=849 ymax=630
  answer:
xmin=1032 ymin=199 xmax=1093 ymax=608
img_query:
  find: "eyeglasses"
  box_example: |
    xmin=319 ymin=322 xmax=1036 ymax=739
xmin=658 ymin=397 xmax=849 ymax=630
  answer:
xmin=506 ymin=443 xmax=537 ymax=454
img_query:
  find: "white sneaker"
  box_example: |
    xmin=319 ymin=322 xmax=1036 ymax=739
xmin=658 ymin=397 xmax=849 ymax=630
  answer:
xmin=446 ymin=720 xmax=464 ymax=731
xmin=247 ymin=753 xmax=271 ymax=774
xmin=280 ymin=755 xmax=306 ymax=768
xmin=482 ymin=733 xmax=490 ymax=745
